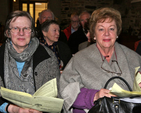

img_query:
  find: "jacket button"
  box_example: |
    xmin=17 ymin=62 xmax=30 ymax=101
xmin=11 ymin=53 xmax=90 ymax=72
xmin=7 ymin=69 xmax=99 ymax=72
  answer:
xmin=23 ymin=74 xmax=27 ymax=77
xmin=35 ymin=72 xmax=37 ymax=76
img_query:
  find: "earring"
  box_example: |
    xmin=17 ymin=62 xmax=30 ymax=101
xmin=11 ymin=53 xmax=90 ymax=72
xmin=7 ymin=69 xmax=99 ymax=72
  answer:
xmin=94 ymin=37 xmax=96 ymax=40
xmin=117 ymin=36 xmax=118 ymax=38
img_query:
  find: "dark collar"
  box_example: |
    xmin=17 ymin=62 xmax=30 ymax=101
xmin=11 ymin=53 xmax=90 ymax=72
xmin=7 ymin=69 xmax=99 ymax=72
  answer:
xmin=33 ymin=44 xmax=50 ymax=70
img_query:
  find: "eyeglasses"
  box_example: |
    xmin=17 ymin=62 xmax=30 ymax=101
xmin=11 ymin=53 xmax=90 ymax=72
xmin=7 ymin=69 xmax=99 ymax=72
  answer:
xmin=101 ymin=60 xmax=122 ymax=76
xmin=80 ymin=18 xmax=89 ymax=22
xmin=9 ymin=27 xmax=32 ymax=34
xmin=42 ymin=16 xmax=53 ymax=20
xmin=71 ymin=20 xmax=79 ymax=23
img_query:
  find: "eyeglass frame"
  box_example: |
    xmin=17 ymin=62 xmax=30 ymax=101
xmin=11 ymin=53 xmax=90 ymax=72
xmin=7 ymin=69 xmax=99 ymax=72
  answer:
xmin=9 ymin=27 xmax=32 ymax=34
xmin=71 ymin=20 xmax=79 ymax=23
xmin=101 ymin=60 xmax=122 ymax=76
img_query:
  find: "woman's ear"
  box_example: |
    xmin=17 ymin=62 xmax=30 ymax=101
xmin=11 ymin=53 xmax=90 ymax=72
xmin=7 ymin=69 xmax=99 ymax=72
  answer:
xmin=93 ymin=34 xmax=96 ymax=40
xmin=42 ymin=31 xmax=47 ymax=37
xmin=4 ymin=30 xmax=11 ymax=38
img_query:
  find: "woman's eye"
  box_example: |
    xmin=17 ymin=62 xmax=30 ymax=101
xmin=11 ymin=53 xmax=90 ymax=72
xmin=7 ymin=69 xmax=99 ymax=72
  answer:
xmin=99 ymin=28 xmax=103 ymax=31
xmin=14 ymin=27 xmax=18 ymax=30
xmin=110 ymin=28 xmax=114 ymax=31
xmin=24 ymin=27 xmax=28 ymax=30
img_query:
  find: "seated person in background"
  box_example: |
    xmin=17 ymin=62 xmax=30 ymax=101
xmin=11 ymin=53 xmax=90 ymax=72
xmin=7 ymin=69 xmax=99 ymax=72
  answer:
xmin=78 ymin=21 xmax=95 ymax=51
xmin=59 ymin=7 xmax=141 ymax=113
xmin=41 ymin=20 xmax=72 ymax=71
xmin=68 ymin=11 xmax=91 ymax=54
xmin=0 ymin=10 xmax=60 ymax=113
xmin=63 ymin=12 xmax=80 ymax=41
xmin=36 ymin=12 xmax=41 ymax=30
xmin=37 ymin=9 xmax=68 ymax=44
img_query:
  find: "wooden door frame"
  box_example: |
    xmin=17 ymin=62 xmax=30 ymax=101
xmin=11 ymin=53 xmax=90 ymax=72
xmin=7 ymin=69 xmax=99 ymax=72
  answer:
xmin=19 ymin=0 xmax=48 ymax=22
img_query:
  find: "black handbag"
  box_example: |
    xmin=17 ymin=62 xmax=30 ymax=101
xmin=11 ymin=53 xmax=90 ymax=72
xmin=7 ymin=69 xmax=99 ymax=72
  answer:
xmin=88 ymin=76 xmax=141 ymax=113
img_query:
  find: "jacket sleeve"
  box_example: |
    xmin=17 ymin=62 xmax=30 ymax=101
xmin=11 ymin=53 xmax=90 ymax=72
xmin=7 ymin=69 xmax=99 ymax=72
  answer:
xmin=0 ymin=44 xmax=7 ymax=106
xmin=72 ymin=88 xmax=99 ymax=110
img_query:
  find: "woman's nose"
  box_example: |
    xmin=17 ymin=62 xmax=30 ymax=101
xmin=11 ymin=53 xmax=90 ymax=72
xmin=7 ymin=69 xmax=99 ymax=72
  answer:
xmin=104 ymin=29 xmax=109 ymax=36
xmin=19 ymin=28 xmax=24 ymax=35
xmin=57 ymin=31 xmax=60 ymax=35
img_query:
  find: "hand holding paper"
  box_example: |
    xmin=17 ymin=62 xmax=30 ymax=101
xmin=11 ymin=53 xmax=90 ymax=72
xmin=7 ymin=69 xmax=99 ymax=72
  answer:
xmin=110 ymin=83 xmax=141 ymax=97
xmin=0 ymin=78 xmax=64 ymax=113
xmin=133 ymin=66 xmax=141 ymax=91
xmin=110 ymin=66 xmax=141 ymax=97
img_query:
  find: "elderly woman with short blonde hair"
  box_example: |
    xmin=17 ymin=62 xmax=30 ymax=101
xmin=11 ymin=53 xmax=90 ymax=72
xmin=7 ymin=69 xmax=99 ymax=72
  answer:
xmin=59 ymin=7 xmax=141 ymax=113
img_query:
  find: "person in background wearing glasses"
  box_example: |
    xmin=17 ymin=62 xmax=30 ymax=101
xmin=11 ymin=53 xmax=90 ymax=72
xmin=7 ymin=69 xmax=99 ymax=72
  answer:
xmin=0 ymin=10 xmax=60 ymax=113
xmin=63 ymin=12 xmax=80 ymax=41
xmin=59 ymin=7 xmax=141 ymax=113
xmin=68 ymin=11 xmax=91 ymax=54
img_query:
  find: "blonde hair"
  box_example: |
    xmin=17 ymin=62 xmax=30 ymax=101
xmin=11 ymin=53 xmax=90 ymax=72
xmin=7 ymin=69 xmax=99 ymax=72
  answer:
xmin=39 ymin=9 xmax=54 ymax=20
xmin=89 ymin=7 xmax=122 ymax=40
xmin=4 ymin=10 xmax=35 ymax=38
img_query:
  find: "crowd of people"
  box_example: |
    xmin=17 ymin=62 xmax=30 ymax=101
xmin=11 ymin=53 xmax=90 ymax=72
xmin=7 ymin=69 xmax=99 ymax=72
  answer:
xmin=0 ymin=6 xmax=141 ymax=113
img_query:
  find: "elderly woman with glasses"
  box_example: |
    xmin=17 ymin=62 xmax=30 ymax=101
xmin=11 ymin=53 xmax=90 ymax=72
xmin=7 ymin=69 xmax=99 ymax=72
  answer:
xmin=59 ymin=7 xmax=141 ymax=113
xmin=0 ymin=10 xmax=60 ymax=113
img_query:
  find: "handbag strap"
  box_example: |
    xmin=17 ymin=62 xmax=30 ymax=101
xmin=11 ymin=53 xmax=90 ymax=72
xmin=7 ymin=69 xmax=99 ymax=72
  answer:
xmin=104 ymin=76 xmax=132 ymax=91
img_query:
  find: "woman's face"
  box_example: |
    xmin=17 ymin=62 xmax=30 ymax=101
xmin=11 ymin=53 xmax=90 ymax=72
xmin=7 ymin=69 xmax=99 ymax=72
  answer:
xmin=94 ymin=18 xmax=117 ymax=50
xmin=43 ymin=24 xmax=60 ymax=45
xmin=86 ymin=31 xmax=91 ymax=42
xmin=9 ymin=16 xmax=32 ymax=53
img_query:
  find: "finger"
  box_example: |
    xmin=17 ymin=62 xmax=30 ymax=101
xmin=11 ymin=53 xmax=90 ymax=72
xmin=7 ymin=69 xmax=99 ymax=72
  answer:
xmin=110 ymin=94 xmax=117 ymax=97
xmin=106 ymin=93 xmax=117 ymax=98
xmin=104 ymin=89 xmax=110 ymax=94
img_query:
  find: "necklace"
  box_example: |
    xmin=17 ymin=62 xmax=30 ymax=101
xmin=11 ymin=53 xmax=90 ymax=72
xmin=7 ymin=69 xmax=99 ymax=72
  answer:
xmin=96 ymin=44 xmax=117 ymax=61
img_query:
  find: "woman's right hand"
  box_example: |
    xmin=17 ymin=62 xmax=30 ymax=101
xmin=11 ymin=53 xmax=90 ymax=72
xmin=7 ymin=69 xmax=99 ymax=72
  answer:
xmin=7 ymin=104 xmax=42 ymax=113
xmin=93 ymin=88 xmax=116 ymax=102
xmin=138 ymin=82 xmax=141 ymax=88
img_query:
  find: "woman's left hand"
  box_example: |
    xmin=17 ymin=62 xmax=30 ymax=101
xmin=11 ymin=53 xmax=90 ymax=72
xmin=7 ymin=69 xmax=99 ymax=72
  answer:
xmin=8 ymin=104 xmax=42 ymax=113
xmin=29 ymin=109 xmax=42 ymax=113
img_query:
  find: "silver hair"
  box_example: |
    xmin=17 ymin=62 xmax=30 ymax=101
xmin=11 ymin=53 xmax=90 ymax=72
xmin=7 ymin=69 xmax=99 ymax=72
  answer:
xmin=79 ymin=11 xmax=91 ymax=19
xmin=39 ymin=9 xmax=55 ymax=20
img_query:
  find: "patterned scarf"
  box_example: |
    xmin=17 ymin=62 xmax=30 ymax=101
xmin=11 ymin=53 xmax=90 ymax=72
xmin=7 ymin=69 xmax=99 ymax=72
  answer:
xmin=41 ymin=38 xmax=63 ymax=70
xmin=4 ymin=37 xmax=39 ymax=95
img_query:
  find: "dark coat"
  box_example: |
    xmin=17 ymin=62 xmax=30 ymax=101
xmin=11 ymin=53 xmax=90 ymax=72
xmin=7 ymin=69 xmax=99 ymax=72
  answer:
xmin=57 ymin=41 xmax=72 ymax=70
xmin=68 ymin=26 xmax=88 ymax=54
xmin=136 ymin=41 xmax=141 ymax=55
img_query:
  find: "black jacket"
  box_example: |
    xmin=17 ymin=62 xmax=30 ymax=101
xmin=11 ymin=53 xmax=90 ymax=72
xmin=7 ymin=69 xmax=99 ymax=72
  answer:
xmin=57 ymin=41 xmax=72 ymax=69
xmin=136 ymin=41 xmax=141 ymax=55
xmin=68 ymin=26 xmax=88 ymax=54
